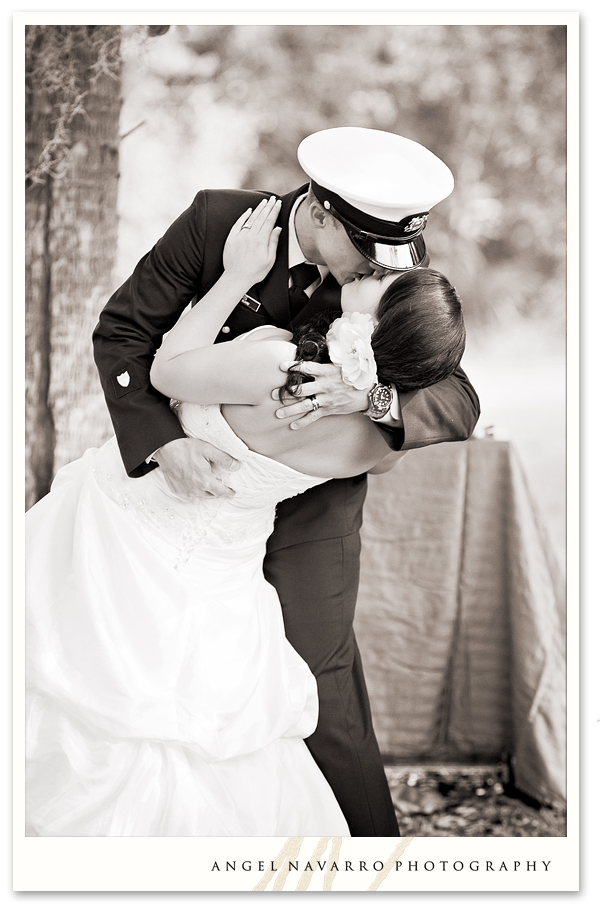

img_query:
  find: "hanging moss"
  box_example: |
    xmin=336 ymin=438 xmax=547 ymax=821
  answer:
xmin=25 ymin=25 xmax=122 ymax=185
xmin=25 ymin=25 xmax=170 ymax=185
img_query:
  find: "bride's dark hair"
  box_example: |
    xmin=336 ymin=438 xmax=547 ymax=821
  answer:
xmin=282 ymin=269 xmax=466 ymax=399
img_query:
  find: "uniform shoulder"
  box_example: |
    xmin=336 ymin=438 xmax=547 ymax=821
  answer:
xmin=201 ymin=188 xmax=271 ymax=207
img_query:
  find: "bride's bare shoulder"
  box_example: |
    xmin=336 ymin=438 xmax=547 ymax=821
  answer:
xmin=212 ymin=329 xmax=297 ymax=405
xmin=234 ymin=326 xmax=297 ymax=367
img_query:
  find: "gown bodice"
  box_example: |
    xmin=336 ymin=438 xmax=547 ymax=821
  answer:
xmin=89 ymin=403 xmax=329 ymax=568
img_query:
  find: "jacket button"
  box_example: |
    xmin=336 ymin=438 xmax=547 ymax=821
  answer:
xmin=221 ymin=326 xmax=231 ymax=334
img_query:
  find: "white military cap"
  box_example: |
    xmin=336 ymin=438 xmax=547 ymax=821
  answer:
xmin=297 ymin=127 xmax=454 ymax=270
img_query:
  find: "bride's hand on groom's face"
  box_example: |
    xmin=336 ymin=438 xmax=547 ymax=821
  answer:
xmin=153 ymin=438 xmax=241 ymax=499
xmin=272 ymin=362 xmax=370 ymax=430
xmin=222 ymin=196 xmax=282 ymax=289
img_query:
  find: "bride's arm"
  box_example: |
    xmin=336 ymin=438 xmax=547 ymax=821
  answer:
xmin=151 ymin=196 xmax=281 ymax=368
xmin=151 ymin=198 xmax=290 ymax=405
xmin=152 ymin=335 xmax=294 ymax=406
xmin=368 ymin=450 xmax=407 ymax=474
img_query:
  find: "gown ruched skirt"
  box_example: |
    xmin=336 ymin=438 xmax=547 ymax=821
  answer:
xmin=25 ymin=403 xmax=350 ymax=837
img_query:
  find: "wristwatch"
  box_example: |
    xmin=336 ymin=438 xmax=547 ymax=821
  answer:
xmin=363 ymin=383 xmax=393 ymax=420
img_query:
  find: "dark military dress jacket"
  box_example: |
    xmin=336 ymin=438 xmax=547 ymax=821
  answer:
xmin=93 ymin=185 xmax=480 ymax=546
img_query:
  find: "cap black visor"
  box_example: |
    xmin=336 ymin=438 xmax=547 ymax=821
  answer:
xmin=347 ymin=231 xmax=427 ymax=271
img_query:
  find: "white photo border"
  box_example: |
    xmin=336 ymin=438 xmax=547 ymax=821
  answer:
xmin=12 ymin=5 xmax=583 ymax=898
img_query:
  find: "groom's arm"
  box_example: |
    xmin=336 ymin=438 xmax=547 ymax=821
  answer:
xmin=93 ymin=193 xmax=210 ymax=476
xmin=275 ymin=362 xmax=480 ymax=450
xmin=94 ymin=190 xmax=267 ymax=477
xmin=379 ymin=365 xmax=480 ymax=451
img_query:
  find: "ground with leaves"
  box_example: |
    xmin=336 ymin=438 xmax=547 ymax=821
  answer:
xmin=384 ymin=764 xmax=566 ymax=837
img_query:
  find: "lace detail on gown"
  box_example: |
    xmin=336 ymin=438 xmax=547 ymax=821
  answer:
xmin=91 ymin=404 xmax=328 ymax=568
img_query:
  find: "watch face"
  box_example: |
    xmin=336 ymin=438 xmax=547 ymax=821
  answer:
xmin=369 ymin=383 xmax=393 ymax=416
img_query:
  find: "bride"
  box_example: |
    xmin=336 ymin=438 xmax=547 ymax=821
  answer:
xmin=25 ymin=197 xmax=465 ymax=837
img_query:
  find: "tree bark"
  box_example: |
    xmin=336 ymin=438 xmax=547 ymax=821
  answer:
xmin=25 ymin=26 xmax=122 ymax=508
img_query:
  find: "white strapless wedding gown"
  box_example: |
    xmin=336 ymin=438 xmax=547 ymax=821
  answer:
xmin=25 ymin=403 xmax=350 ymax=837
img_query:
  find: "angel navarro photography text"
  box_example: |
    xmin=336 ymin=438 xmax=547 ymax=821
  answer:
xmin=210 ymin=859 xmax=552 ymax=874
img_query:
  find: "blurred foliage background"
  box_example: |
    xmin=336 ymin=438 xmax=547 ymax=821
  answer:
xmin=118 ymin=23 xmax=566 ymax=327
xmin=25 ymin=22 xmax=567 ymax=564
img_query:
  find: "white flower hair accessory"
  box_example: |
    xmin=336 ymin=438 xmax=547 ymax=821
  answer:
xmin=326 ymin=312 xmax=378 ymax=391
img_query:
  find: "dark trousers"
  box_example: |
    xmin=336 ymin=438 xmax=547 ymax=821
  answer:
xmin=263 ymin=530 xmax=399 ymax=837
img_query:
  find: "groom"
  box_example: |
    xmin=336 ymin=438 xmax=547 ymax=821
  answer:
xmin=93 ymin=127 xmax=480 ymax=836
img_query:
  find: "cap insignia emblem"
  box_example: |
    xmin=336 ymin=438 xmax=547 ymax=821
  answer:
xmin=116 ymin=371 xmax=131 ymax=388
xmin=404 ymin=215 xmax=427 ymax=234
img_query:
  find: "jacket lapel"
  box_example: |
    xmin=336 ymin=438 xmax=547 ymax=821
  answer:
xmin=255 ymin=186 xmax=305 ymax=327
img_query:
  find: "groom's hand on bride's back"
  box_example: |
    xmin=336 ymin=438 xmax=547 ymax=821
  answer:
xmin=272 ymin=361 xmax=370 ymax=429
xmin=153 ymin=438 xmax=241 ymax=499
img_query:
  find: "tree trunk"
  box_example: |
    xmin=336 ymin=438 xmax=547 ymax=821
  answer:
xmin=25 ymin=26 xmax=122 ymax=508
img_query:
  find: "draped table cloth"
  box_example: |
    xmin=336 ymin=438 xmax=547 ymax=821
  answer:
xmin=355 ymin=438 xmax=566 ymax=807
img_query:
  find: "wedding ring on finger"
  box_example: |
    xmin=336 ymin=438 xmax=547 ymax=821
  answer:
xmin=308 ymin=395 xmax=320 ymax=412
